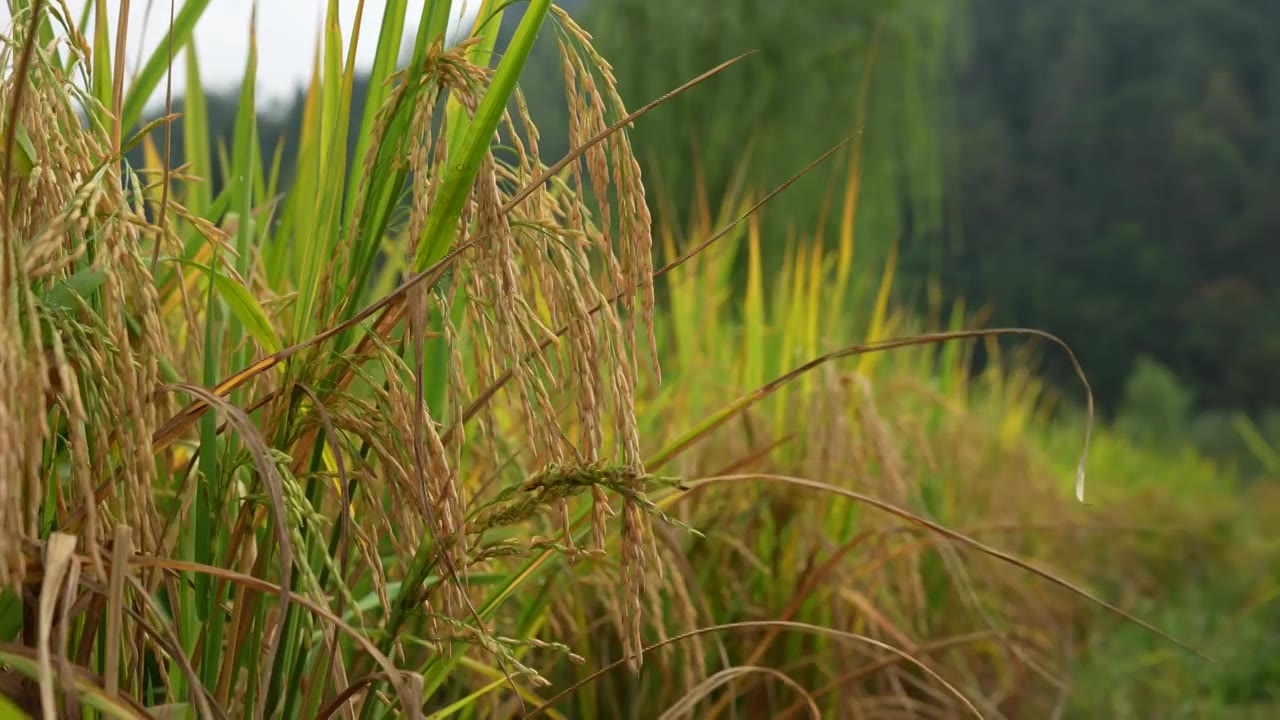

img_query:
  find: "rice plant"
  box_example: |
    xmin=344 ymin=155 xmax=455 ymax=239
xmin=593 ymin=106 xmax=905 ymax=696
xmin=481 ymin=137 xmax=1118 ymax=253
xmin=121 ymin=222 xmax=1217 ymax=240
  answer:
xmin=0 ymin=1 xmax=699 ymax=715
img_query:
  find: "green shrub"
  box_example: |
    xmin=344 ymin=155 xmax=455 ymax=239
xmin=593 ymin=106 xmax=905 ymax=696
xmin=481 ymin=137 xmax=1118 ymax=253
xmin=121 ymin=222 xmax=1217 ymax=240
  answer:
xmin=1115 ymin=355 xmax=1194 ymax=446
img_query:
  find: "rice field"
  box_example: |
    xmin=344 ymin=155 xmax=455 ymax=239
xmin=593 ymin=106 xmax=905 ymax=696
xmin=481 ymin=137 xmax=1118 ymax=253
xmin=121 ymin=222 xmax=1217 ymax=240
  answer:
xmin=0 ymin=2 xmax=1274 ymax=718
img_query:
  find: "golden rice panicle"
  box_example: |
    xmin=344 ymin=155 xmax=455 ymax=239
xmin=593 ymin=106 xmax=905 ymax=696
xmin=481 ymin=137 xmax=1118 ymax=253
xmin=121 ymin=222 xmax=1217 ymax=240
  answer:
xmin=406 ymin=66 xmax=444 ymax=264
xmin=404 ymin=60 xmax=471 ymax=616
xmin=1 ymin=41 xmax=84 ymax=585
xmin=326 ymin=8 xmax=668 ymax=671
xmin=552 ymin=6 xmax=659 ymax=384
xmin=552 ymin=18 xmax=668 ymax=669
xmin=1 ymin=34 xmax=170 ymax=585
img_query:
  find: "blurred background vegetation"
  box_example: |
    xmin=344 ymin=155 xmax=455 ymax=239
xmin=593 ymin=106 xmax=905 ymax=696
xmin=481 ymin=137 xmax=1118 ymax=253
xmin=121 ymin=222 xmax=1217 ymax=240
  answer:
xmin=109 ymin=0 xmax=1280 ymax=714
xmin=129 ymin=0 xmax=1280 ymax=479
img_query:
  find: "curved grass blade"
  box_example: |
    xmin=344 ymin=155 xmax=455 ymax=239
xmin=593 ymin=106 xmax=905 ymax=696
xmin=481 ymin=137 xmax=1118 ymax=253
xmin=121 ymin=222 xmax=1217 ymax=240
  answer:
xmin=525 ymin=620 xmax=982 ymax=719
xmin=774 ymin=633 xmax=999 ymax=720
xmin=0 ymin=647 xmax=149 ymax=719
xmin=661 ymin=666 xmax=820 ymax=720
xmin=39 ymin=268 xmax=107 ymax=311
xmin=174 ymin=258 xmax=281 ymax=355
xmin=675 ymin=473 xmax=1212 ymax=662
xmin=644 ymin=327 xmax=1095 ymax=506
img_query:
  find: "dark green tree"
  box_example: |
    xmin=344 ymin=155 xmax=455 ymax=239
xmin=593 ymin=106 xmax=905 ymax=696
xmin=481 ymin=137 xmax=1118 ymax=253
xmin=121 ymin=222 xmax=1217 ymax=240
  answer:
xmin=941 ymin=0 xmax=1280 ymax=412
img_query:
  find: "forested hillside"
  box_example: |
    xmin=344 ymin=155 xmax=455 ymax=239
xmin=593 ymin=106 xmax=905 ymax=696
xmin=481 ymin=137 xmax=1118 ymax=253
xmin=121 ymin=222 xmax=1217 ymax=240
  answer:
xmin=939 ymin=0 xmax=1280 ymax=417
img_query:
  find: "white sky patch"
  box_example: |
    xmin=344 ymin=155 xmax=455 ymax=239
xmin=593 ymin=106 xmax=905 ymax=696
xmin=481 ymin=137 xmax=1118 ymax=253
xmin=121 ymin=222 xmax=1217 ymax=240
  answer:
xmin=0 ymin=1 xmax=484 ymax=112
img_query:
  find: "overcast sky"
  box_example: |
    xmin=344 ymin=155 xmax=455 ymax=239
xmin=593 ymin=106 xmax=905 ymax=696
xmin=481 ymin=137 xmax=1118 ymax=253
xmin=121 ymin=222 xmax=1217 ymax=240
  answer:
xmin=1 ymin=1 xmax=483 ymax=110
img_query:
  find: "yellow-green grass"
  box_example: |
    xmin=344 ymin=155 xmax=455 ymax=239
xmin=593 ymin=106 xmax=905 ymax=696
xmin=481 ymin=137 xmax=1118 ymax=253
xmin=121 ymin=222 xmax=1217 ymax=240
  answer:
xmin=0 ymin=1 xmax=1272 ymax=719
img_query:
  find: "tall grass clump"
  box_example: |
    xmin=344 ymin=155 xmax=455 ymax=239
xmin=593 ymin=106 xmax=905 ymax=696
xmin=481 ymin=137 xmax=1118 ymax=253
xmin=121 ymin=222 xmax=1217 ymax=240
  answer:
xmin=0 ymin=1 xmax=1216 ymax=718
